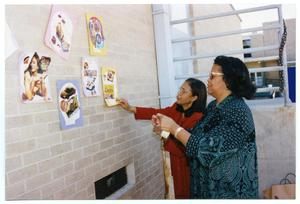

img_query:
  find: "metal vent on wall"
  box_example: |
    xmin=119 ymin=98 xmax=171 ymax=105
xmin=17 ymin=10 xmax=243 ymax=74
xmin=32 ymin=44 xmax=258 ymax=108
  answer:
xmin=94 ymin=167 xmax=128 ymax=199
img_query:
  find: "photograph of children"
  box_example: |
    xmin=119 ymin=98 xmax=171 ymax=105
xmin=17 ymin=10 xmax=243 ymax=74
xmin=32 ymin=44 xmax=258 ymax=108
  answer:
xmin=81 ymin=57 xmax=100 ymax=97
xmin=57 ymin=80 xmax=83 ymax=129
xmin=101 ymin=67 xmax=118 ymax=106
xmin=86 ymin=14 xmax=106 ymax=56
xmin=45 ymin=5 xmax=76 ymax=60
xmin=19 ymin=52 xmax=52 ymax=103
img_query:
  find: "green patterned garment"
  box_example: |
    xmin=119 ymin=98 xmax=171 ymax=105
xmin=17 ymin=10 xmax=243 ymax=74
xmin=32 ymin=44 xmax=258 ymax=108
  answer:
xmin=186 ymin=95 xmax=258 ymax=199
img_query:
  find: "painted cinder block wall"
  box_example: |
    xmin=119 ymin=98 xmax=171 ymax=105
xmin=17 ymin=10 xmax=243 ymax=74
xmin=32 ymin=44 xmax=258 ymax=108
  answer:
xmin=5 ymin=5 xmax=165 ymax=200
xmin=252 ymin=106 xmax=296 ymax=198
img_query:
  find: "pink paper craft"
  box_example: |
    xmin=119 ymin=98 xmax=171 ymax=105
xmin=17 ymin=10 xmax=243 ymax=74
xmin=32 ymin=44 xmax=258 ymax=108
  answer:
xmin=44 ymin=5 xmax=77 ymax=59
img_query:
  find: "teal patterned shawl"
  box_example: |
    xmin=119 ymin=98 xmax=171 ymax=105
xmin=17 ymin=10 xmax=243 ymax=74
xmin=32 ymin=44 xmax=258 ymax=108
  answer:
xmin=186 ymin=95 xmax=259 ymax=199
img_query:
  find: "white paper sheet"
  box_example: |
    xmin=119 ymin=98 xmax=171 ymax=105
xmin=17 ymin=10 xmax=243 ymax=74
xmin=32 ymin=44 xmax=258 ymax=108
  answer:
xmin=5 ymin=22 xmax=18 ymax=59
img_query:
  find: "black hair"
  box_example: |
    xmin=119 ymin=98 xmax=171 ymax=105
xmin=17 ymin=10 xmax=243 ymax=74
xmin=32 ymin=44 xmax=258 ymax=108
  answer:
xmin=176 ymin=78 xmax=207 ymax=117
xmin=214 ymin=55 xmax=256 ymax=99
xmin=24 ymin=52 xmax=40 ymax=75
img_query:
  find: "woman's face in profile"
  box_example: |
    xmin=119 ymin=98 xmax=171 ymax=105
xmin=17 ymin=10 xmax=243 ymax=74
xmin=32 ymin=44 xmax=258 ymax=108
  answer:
xmin=176 ymin=82 xmax=197 ymax=107
xmin=207 ymin=64 xmax=227 ymax=97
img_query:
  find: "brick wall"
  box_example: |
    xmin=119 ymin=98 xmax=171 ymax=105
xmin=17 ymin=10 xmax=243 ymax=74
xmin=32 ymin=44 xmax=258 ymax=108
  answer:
xmin=5 ymin=5 xmax=164 ymax=200
xmin=252 ymin=106 xmax=296 ymax=198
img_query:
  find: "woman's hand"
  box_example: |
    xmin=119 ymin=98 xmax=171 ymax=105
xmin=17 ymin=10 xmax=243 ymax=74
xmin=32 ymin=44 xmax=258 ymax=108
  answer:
xmin=153 ymin=113 xmax=190 ymax=146
xmin=152 ymin=113 xmax=179 ymax=135
xmin=151 ymin=115 xmax=162 ymax=135
xmin=117 ymin=98 xmax=136 ymax=113
xmin=31 ymin=76 xmax=41 ymax=94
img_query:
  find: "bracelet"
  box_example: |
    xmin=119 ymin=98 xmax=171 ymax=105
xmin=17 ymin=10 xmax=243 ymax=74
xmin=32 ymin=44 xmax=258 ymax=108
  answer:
xmin=174 ymin=127 xmax=183 ymax=139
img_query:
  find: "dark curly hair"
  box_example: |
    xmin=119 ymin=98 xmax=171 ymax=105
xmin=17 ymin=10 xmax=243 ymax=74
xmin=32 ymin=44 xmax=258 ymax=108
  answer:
xmin=214 ymin=56 xmax=256 ymax=99
xmin=176 ymin=78 xmax=207 ymax=117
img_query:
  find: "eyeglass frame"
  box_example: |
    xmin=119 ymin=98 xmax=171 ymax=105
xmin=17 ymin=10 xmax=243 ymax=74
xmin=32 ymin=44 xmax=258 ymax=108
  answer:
xmin=209 ymin=72 xmax=224 ymax=80
xmin=177 ymin=87 xmax=192 ymax=95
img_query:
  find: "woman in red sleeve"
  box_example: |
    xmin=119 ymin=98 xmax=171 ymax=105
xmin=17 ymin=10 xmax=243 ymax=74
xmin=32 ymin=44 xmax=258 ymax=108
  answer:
xmin=118 ymin=78 xmax=207 ymax=199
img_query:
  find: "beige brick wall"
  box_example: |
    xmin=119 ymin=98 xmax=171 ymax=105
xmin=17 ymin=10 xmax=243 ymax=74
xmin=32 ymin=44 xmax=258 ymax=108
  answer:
xmin=5 ymin=5 xmax=164 ymax=200
xmin=252 ymin=106 xmax=296 ymax=198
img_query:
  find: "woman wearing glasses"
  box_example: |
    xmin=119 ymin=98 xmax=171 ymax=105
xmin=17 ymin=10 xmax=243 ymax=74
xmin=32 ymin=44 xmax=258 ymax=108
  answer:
xmin=118 ymin=78 xmax=207 ymax=199
xmin=152 ymin=56 xmax=258 ymax=199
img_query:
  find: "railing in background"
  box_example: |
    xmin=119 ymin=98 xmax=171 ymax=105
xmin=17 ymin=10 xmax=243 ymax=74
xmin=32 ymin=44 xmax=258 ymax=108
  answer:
xmin=152 ymin=4 xmax=291 ymax=106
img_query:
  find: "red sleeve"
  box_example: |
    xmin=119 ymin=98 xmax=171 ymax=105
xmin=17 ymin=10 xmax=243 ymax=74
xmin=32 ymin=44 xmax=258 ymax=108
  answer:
xmin=186 ymin=112 xmax=203 ymax=129
xmin=134 ymin=103 xmax=176 ymax=120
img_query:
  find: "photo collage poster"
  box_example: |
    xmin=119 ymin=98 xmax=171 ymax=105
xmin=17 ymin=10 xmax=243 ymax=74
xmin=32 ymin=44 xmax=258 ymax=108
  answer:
xmin=81 ymin=57 xmax=100 ymax=97
xmin=57 ymin=80 xmax=83 ymax=130
xmin=45 ymin=5 xmax=76 ymax=60
xmin=101 ymin=67 xmax=118 ymax=106
xmin=86 ymin=13 xmax=106 ymax=56
xmin=19 ymin=51 xmax=52 ymax=103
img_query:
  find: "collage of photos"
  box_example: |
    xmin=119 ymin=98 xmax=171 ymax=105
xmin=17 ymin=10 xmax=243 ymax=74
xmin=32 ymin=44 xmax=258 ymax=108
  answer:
xmin=86 ymin=14 xmax=106 ymax=56
xmin=19 ymin=52 xmax=52 ymax=103
xmin=45 ymin=5 xmax=76 ymax=60
xmin=81 ymin=57 xmax=100 ymax=97
xmin=18 ymin=5 xmax=115 ymax=130
xmin=101 ymin=67 xmax=118 ymax=106
xmin=57 ymin=80 xmax=83 ymax=129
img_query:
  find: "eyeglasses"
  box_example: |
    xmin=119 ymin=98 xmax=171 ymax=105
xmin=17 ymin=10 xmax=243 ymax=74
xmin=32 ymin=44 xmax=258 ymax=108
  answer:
xmin=178 ymin=87 xmax=191 ymax=95
xmin=209 ymin=72 xmax=224 ymax=80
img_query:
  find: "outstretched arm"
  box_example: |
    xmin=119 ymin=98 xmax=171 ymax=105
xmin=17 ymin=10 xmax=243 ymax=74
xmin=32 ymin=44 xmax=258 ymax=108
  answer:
xmin=117 ymin=98 xmax=136 ymax=113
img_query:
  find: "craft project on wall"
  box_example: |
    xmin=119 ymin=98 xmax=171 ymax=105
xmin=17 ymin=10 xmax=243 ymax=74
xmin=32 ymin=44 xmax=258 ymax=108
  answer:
xmin=101 ymin=67 xmax=118 ymax=106
xmin=19 ymin=51 xmax=52 ymax=103
xmin=81 ymin=57 xmax=100 ymax=97
xmin=86 ymin=14 xmax=106 ymax=56
xmin=45 ymin=5 xmax=76 ymax=59
xmin=57 ymin=80 xmax=83 ymax=129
